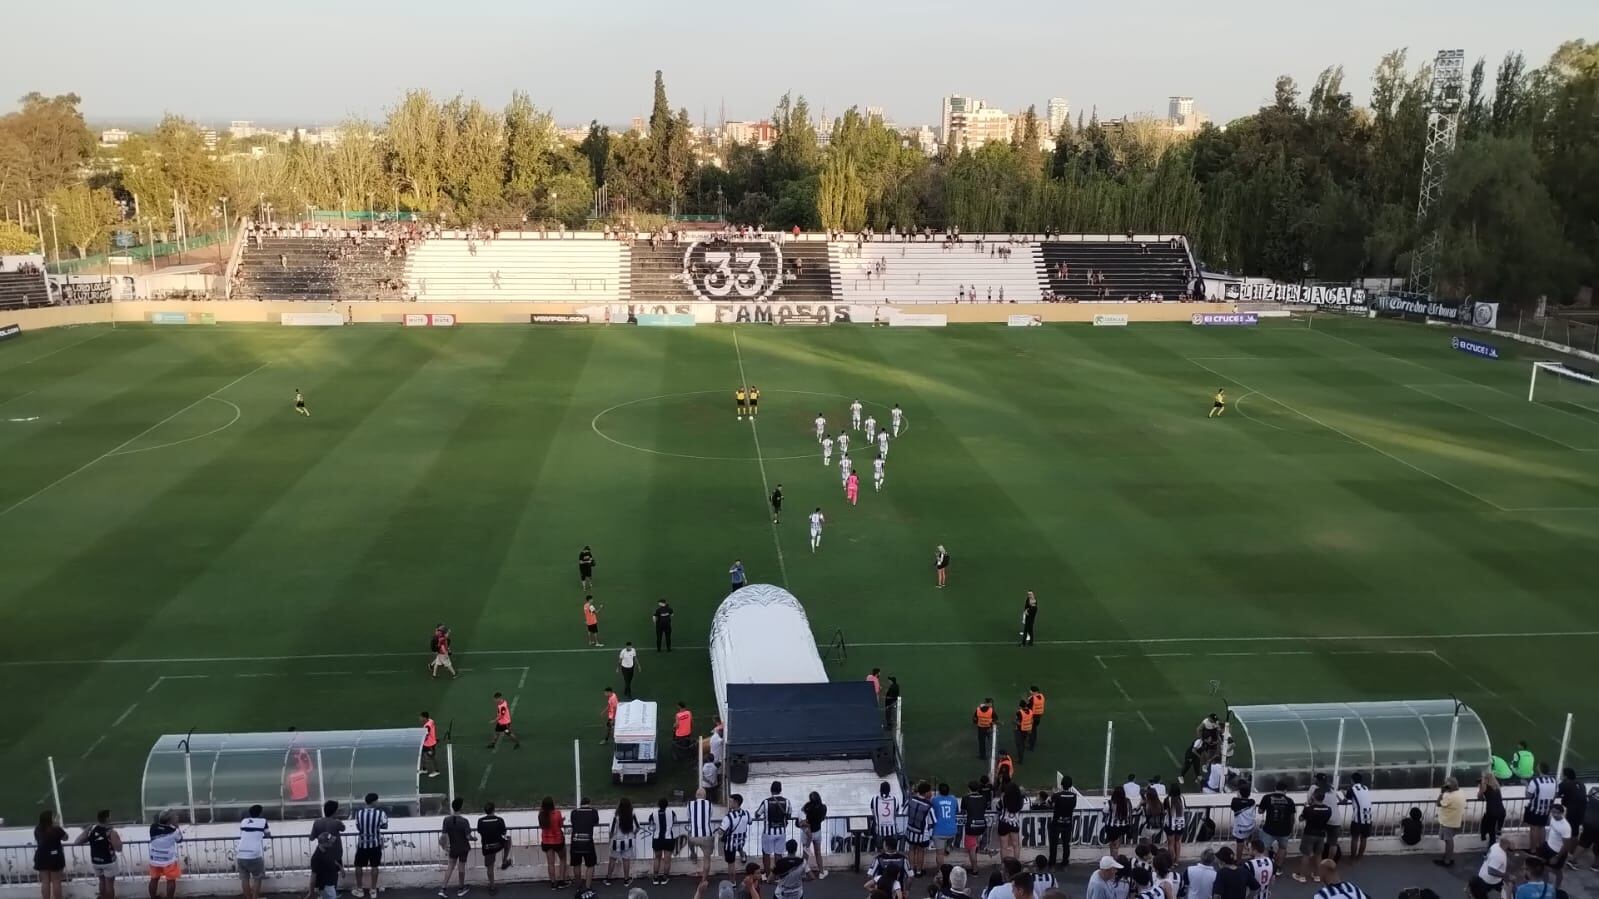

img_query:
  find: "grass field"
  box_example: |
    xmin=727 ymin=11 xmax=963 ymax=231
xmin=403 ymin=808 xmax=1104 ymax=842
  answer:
xmin=2 ymin=316 xmax=1598 ymax=825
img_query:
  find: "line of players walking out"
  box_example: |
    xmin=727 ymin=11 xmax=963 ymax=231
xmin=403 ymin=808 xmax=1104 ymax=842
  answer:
xmin=806 ymin=400 xmax=905 ymax=552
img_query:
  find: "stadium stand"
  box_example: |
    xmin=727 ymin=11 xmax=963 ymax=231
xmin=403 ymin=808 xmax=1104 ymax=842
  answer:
xmin=628 ymin=237 xmax=838 ymax=303
xmin=236 ymin=236 xmax=406 ymax=301
xmin=1040 ymin=237 xmax=1196 ymax=300
xmin=829 ymin=241 xmax=1045 ymax=303
xmin=0 ymin=270 xmax=48 ymax=308
xmin=404 ymin=237 xmax=627 ymax=303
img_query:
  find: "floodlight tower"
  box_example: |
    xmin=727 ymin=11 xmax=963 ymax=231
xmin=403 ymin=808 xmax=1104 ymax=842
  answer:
xmin=1408 ymin=49 xmax=1467 ymax=298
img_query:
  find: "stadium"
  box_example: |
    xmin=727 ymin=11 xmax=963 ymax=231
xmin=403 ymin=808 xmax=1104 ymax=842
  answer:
xmin=1 ymin=24 xmax=1598 ymax=899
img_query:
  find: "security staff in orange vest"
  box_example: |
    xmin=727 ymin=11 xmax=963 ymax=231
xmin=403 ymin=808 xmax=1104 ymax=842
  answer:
xmin=1013 ymin=700 xmax=1035 ymax=764
xmin=673 ymin=701 xmax=694 ymax=758
xmin=973 ymin=698 xmax=996 ymax=760
xmin=1028 ymin=687 xmax=1046 ymax=751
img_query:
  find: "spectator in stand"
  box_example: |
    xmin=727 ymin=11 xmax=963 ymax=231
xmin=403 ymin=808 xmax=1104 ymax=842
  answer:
xmin=569 ymin=797 xmax=600 ymax=890
xmin=1478 ymin=770 xmax=1506 ymax=843
xmin=75 ymin=809 xmax=123 ymax=899
xmin=1106 ymin=788 xmax=1131 ymax=857
xmin=1435 ymin=777 xmax=1466 ymax=867
xmin=1163 ymin=782 xmax=1187 ymax=861
xmin=1526 ymin=764 xmax=1559 ymax=850
xmin=147 ymin=810 xmax=183 ymax=899
xmin=33 ymin=810 xmax=68 ymax=899
xmin=1469 ymin=835 xmax=1514 ymax=899
xmin=1046 ymin=778 xmax=1077 ymax=868
xmin=1212 ymin=847 xmax=1248 ymax=899
xmin=1534 ymin=804 xmax=1572 ymax=890
xmin=1558 ymin=768 xmax=1588 ymax=838
xmin=1310 ymin=859 xmax=1367 ymax=899
xmin=1579 ymin=783 xmax=1599 ymax=871
xmin=1344 ymin=773 xmax=1373 ymax=860
xmin=799 ymin=791 xmax=829 ymax=877
xmin=311 ymin=832 xmax=344 ymax=899
xmin=1086 ymin=857 xmax=1122 ymax=899
xmin=478 ymin=803 xmax=511 ymax=892
xmin=1294 ymin=791 xmax=1331 ymax=882
xmin=1229 ymin=785 xmax=1256 ymax=854
xmin=237 ymin=804 xmax=272 ymax=899
xmin=1186 ymin=850 xmax=1218 ymax=899
xmin=1255 ymin=781 xmax=1296 ymax=865
xmin=996 ymin=781 xmax=1025 ymax=860
xmin=960 ymin=781 xmax=990 ymax=872
xmin=1515 ymin=858 xmax=1552 ymax=899
xmin=541 ymin=796 xmax=570 ymax=888
xmin=439 ymin=798 xmax=472 ymax=897
xmin=604 ymin=797 xmax=639 ymax=886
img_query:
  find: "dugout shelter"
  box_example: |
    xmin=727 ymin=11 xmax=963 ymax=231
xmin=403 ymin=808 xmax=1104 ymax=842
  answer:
xmin=142 ymin=728 xmax=431 ymax=823
xmin=1229 ymin=699 xmax=1490 ymax=791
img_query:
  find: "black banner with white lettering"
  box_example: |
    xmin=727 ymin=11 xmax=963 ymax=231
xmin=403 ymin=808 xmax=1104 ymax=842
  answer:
xmin=1238 ymin=283 xmax=1367 ymax=306
xmin=0 ymin=323 xmax=20 ymax=342
xmin=1371 ymin=293 xmax=1462 ymax=321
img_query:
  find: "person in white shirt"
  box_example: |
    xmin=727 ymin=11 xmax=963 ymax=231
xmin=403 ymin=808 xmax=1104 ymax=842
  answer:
xmin=809 ymin=508 xmax=826 ymax=553
xmin=708 ymin=726 xmax=725 ymax=765
xmin=822 ymin=434 xmax=834 ymax=467
xmin=1469 ymin=835 xmax=1513 ymax=899
xmin=814 ymin=414 xmax=827 ymax=442
xmin=1203 ymin=759 xmax=1230 ymax=794
xmin=838 ymin=430 xmax=850 ymax=456
xmin=237 ymin=805 xmax=271 ymax=899
xmin=891 ymin=405 xmax=904 ymax=437
xmin=851 ymin=400 xmax=863 ymax=430
xmin=877 ymin=429 xmax=890 ymax=458
xmin=864 ymin=415 xmax=878 ymax=441
xmin=1186 ymin=849 xmax=1218 ymax=899
xmin=839 ymin=455 xmax=853 ymax=487
xmin=873 ymin=456 xmax=886 ymax=492
xmin=1538 ymin=805 xmax=1573 ymax=888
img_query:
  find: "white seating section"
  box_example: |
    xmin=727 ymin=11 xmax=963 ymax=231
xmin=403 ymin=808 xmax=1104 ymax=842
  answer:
xmin=404 ymin=238 xmax=628 ymax=303
xmin=829 ymin=243 xmax=1045 ymax=304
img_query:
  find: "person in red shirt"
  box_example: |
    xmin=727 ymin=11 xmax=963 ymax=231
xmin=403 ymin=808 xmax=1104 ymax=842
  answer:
xmin=602 ymin=687 xmax=619 ymax=744
xmin=429 ymin=626 xmax=457 ymax=679
xmin=487 ymin=692 xmax=521 ymax=749
xmin=419 ymin=711 xmax=440 ymax=778
xmin=583 ymin=596 xmax=603 ymax=647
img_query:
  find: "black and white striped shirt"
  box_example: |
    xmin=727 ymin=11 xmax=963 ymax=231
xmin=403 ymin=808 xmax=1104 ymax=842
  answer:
xmin=1246 ymin=856 xmax=1277 ymax=899
xmin=686 ymin=798 xmax=715 ymax=838
xmin=1347 ymin=784 xmax=1372 ymax=825
xmin=354 ymin=806 xmax=389 ymax=849
xmin=650 ymin=809 xmax=678 ymax=840
xmin=1313 ymin=883 xmax=1369 ymax=899
xmin=873 ymin=794 xmax=901 ymax=836
xmin=757 ymin=795 xmax=792 ymax=834
xmin=1033 ymin=871 xmax=1058 ymax=893
xmin=1528 ymin=774 xmax=1558 ymax=815
xmin=904 ymin=795 xmax=934 ymax=839
xmin=721 ymin=808 xmax=752 ymax=850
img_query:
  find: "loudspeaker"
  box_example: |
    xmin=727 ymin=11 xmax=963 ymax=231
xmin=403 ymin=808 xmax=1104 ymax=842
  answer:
xmin=728 ymin=754 xmax=750 ymax=784
xmin=872 ymin=745 xmax=895 ymax=776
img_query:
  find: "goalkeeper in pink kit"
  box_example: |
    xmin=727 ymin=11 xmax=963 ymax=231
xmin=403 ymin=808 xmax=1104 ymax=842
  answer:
xmin=845 ymin=470 xmax=860 ymax=506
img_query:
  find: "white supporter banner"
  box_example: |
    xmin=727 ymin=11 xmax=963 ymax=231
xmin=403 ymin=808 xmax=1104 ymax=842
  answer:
xmin=280 ymin=312 xmax=344 ymax=327
xmin=1470 ymin=302 xmax=1500 ymax=329
xmin=430 ymin=313 xmax=456 ymax=327
xmin=1238 ymin=283 xmax=1367 ymax=306
xmin=889 ymin=313 xmax=948 ymax=328
xmin=1092 ymin=314 xmax=1129 ymax=327
xmin=1007 ymin=314 xmax=1044 ymax=327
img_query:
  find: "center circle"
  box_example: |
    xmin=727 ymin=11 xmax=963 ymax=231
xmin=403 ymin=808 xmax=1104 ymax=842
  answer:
xmin=591 ymin=390 xmax=906 ymax=462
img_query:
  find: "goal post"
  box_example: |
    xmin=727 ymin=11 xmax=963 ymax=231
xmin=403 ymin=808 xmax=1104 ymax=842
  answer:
xmin=1528 ymin=361 xmax=1599 ymax=413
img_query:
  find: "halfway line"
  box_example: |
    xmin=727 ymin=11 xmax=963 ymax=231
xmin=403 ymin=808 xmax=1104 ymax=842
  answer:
xmin=733 ymin=331 xmax=789 ymax=587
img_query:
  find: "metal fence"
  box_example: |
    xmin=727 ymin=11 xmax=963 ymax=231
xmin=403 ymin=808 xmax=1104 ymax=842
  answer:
xmin=1497 ymin=309 xmax=1599 ymax=356
xmin=0 ymin=796 xmax=1528 ymax=886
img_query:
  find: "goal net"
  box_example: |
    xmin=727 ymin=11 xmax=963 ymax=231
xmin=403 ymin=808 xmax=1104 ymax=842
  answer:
xmin=1528 ymin=361 xmax=1599 ymax=414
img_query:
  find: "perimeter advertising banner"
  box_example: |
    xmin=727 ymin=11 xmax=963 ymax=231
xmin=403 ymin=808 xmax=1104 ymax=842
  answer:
xmin=280 ymin=312 xmax=345 ymax=327
xmin=1372 ymin=293 xmax=1462 ymax=322
xmin=1191 ymin=313 xmax=1258 ymax=327
xmin=1092 ymin=314 xmax=1130 ymax=327
xmin=1237 ymin=283 xmax=1367 ymax=306
xmin=404 ymin=313 xmax=458 ymax=327
xmin=1452 ymin=336 xmax=1501 ymax=360
xmin=1007 ymin=314 xmax=1044 ymax=327
xmin=530 ymin=313 xmax=590 ymax=324
xmin=0 ymin=323 xmax=19 ymax=342
xmin=150 ymin=312 xmax=189 ymax=324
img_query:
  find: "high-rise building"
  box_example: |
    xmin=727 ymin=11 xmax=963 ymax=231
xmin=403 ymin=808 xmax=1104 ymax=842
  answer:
xmin=1047 ymin=97 xmax=1071 ymax=137
xmin=228 ymin=120 xmax=257 ymax=139
xmin=940 ymin=95 xmax=976 ymax=149
xmin=1168 ymin=96 xmax=1203 ymax=133
xmin=941 ymin=95 xmax=1014 ymax=152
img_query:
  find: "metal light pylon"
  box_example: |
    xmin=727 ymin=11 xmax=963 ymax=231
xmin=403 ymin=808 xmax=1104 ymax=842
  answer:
xmin=1409 ymin=49 xmax=1466 ymax=298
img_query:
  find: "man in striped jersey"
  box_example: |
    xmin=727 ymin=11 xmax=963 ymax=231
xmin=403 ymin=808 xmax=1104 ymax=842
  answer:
xmin=1244 ymin=838 xmax=1277 ymax=899
xmin=903 ymin=782 xmax=937 ymax=877
xmin=757 ymin=782 xmax=794 ymax=877
xmin=686 ymin=788 xmax=716 ymax=878
xmin=353 ymin=793 xmax=389 ymax=898
xmin=1342 ymin=774 xmax=1373 ymax=861
xmin=871 ymin=782 xmax=902 ymax=853
xmin=1526 ymin=763 xmax=1559 ymax=850
xmin=720 ymin=794 xmax=753 ymax=879
xmin=1310 ymin=859 xmax=1367 ymax=899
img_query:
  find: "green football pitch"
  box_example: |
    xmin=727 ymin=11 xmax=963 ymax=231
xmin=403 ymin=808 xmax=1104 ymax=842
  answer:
xmin=2 ymin=316 xmax=1598 ymax=824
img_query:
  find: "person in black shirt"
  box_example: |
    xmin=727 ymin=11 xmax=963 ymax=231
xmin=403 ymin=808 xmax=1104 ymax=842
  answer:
xmin=882 ymin=676 xmax=901 ymax=729
xmin=1048 ymin=777 xmax=1077 ymax=868
xmin=770 ymin=485 xmax=784 ymax=524
xmin=1559 ymin=768 xmax=1587 ymax=832
xmin=868 ymin=837 xmax=908 ymax=896
xmin=1256 ymin=781 xmax=1296 ymax=864
xmin=478 ymin=802 xmax=510 ymax=890
xmin=578 ymin=546 xmax=596 ymax=590
xmin=1019 ymin=592 xmax=1038 ymax=647
xmin=569 ymin=798 xmax=600 ymax=889
xmin=440 ymin=798 xmax=472 ymax=897
xmin=1212 ymin=846 xmax=1249 ymax=899
xmin=652 ymin=599 xmax=674 ymax=652
xmin=960 ymin=781 xmax=989 ymax=873
xmin=1294 ymin=791 xmax=1332 ymax=882
xmin=310 ymin=833 xmax=343 ymax=899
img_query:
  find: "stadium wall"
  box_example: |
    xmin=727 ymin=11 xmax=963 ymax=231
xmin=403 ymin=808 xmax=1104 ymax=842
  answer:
xmin=4 ymin=301 xmax=1241 ymax=332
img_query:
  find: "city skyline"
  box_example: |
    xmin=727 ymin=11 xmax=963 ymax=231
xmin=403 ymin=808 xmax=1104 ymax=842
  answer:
xmin=0 ymin=0 xmax=1583 ymax=128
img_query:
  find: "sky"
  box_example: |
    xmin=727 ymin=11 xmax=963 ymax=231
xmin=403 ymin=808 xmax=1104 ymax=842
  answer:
xmin=2 ymin=0 xmax=1590 ymax=129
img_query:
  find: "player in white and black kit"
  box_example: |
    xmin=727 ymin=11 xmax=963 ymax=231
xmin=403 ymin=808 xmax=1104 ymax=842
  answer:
xmin=838 ymin=430 xmax=850 ymax=456
xmin=891 ymin=404 xmax=904 ymax=437
xmin=809 ymin=508 xmax=825 ymax=553
xmin=839 ymin=454 xmax=852 ymax=487
xmin=873 ymin=455 xmax=886 ymax=492
xmin=877 ymin=429 xmax=889 ymax=458
xmin=850 ymin=400 xmax=863 ymax=430
xmin=294 ymin=389 xmax=310 ymax=417
xmin=821 ymin=434 xmax=834 ymax=466
xmin=864 ymin=415 xmax=878 ymax=442
xmin=755 ymin=782 xmax=792 ymax=873
xmin=719 ymin=795 xmax=752 ymax=879
xmin=814 ymin=413 xmax=827 ymax=442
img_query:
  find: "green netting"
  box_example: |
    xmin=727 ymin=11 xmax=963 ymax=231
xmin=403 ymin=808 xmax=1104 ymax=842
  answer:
xmin=47 ymin=229 xmax=230 ymax=275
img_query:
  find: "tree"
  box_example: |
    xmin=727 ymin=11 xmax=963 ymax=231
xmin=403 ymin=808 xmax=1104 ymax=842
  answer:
xmin=503 ymin=91 xmax=557 ymax=204
xmin=384 ymin=90 xmax=446 ymax=212
xmin=578 ymin=121 xmax=611 ymax=187
xmin=0 ymin=219 xmax=38 ymax=254
xmin=0 ymin=93 xmax=95 ymax=213
xmin=47 ymin=182 xmax=120 ymax=258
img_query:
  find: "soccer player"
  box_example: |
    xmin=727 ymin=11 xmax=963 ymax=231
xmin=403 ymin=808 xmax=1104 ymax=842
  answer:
xmin=864 ymin=414 xmax=878 ymax=441
xmin=821 ymin=433 xmax=834 ymax=466
xmin=748 ymin=385 xmax=761 ymax=418
xmin=1209 ymin=388 xmax=1227 ymax=418
xmin=838 ymin=429 xmax=850 ymax=456
xmin=839 ymin=454 xmax=853 ymax=487
xmin=583 ymin=595 xmax=603 ymax=647
xmin=429 ymin=625 xmax=457 ymax=679
xmin=809 ymin=507 xmax=825 ymax=553
xmin=488 ymin=691 xmax=521 ymax=749
xmin=814 ymin=412 xmax=827 ymax=441
xmin=770 ymin=484 xmax=783 ymax=523
xmin=877 ymin=428 xmax=889 ymax=458
xmin=846 ymin=470 xmax=860 ymax=506
xmin=294 ymin=389 xmax=310 ymax=417
xmin=891 ymin=404 xmax=904 ymax=437
xmin=737 ymin=386 xmax=748 ymax=419
xmin=850 ymin=399 xmax=863 ymax=430
xmin=577 ymin=545 xmax=596 ymax=590
xmin=873 ymin=454 xmax=886 ymax=492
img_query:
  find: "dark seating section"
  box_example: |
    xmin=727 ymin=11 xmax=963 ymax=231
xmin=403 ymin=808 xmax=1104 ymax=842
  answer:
xmin=628 ymin=239 xmax=838 ymax=303
xmin=0 ymin=271 xmax=49 ymax=309
xmin=1040 ymin=240 xmax=1194 ymax=300
xmin=236 ymin=237 xmax=406 ymax=301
